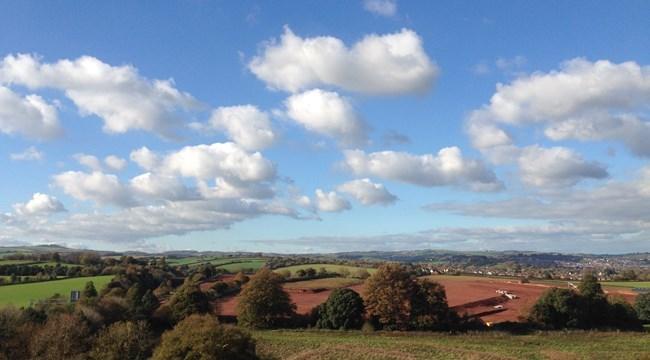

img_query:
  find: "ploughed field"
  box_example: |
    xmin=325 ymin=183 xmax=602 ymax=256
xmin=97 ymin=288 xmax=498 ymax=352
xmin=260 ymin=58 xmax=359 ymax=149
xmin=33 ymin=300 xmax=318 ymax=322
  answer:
xmin=253 ymin=330 xmax=650 ymax=360
xmin=217 ymin=274 xmax=639 ymax=324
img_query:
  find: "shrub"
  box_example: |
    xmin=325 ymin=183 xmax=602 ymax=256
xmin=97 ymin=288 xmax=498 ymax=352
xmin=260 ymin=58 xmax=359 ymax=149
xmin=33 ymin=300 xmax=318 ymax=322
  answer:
xmin=236 ymin=268 xmax=295 ymax=329
xmin=635 ymin=292 xmax=650 ymax=323
xmin=316 ymin=288 xmax=365 ymax=330
xmin=152 ymin=314 xmax=258 ymax=360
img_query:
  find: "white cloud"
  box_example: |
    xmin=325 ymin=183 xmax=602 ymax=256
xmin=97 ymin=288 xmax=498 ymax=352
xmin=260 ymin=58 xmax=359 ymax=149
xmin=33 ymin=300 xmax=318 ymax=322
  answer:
xmin=53 ymin=171 xmax=135 ymax=207
xmin=337 ymin=178 xmax=397 ymax=206
xmin=0 ymin=86 xmax=61 ymax=139
xmin=130 ymin=147 xmax=160 ymax=171
xmin=285 ymin=89 xmax=368 ymax=146
xmin=545 ymin=113 xmax=650 ymax=157
xmin=13 ymin=193 xmax=65 ymax=216
xmin=517 ymin=145 xmax=608 ymax=187
xmin=363 ymin=0 xmax=397 ymax=17
xmin=314 ymin=189 xmax=351 ymax=212
xmin=129 ymin=172 xmax=195 ymax=201
xmin=0 ymin=54 xmax=199 ymax=139
xmin=159 ymin=142 xmax=276 ymax=183
xmin=249 ymin=27 xmax=437 ymax=94
xmin=10 ymin=146 xmax=43 ymax=161
xmin=104 ymin=155 xmax=127 ymax=171
xmin=343 ymin=147 xmax=502 ymax=191
xmin=74 ymin=153 xmax=103 ymax=171
xmin=208 ymin=105 xmax=276 ymax=150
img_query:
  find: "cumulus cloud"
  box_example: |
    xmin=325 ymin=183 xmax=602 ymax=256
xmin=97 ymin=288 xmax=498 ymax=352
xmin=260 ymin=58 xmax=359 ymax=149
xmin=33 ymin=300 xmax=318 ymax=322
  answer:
xmin=13 ymin=193 xmax=65 ymax=216
xmin=74 ymin=153 xmax=103 ymax=171
xmin=0 ymin=54 xmax=199 ymax=139
xmin=10 ymin=146 xmax=43 ymax=161
xmin=337 ymin=178 xmax=397 ymax=205
xmin=249 ymin=26 xmax=437 ymax=94
xmin=104 ymin=155 xmax=127 ymax=171
xmin=129 ymin=172 xmax=196 ymax=201
xmin=314 ymin=189 xmax=351 ymax=212
xmin=518 ymin=145 xmax=608 ymax=187
xmin=343 ymin=147 xmax=502 ymax=191
xmin=207 ymin=105 xmax=276 ymax=150
xmin=363 ymin=0 xmax=397 ymax=17
xmin=285 ymin=89 xmax=369 ymax=146
xmin=130 ymin=147 xmax=160 ymax=171
xmin=0 ymin=86 xmax=61 ymax=139
xmin=53 ymin=171 xmax=135 ymax=207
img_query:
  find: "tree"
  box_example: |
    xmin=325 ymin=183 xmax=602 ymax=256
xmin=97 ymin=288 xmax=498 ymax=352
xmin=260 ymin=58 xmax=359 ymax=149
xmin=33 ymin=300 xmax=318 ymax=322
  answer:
xmin=0 ymin=307 xmax=34 ymax=360
xmin=635 ymin=292 xmax=650 ymax=323
xmin=364 ymin=264 xmax=416 ymax=330
xmin=528 ymin=288 xmax=584 ymax=329
xmin=166 ymin=279 xmax=209 ymax=324
xmin=30 ymin=314 xmax=92 ymax=360
xmin=90 ymin=321 xmax=155 ymax=360
xmin=152 ymin=314 xmax=258 ymax=360
xmin=578 ymin=271 xmax=609 ymax=328
xmin=316 ymin=288 xmax=365 ymax=330
xmin=82 ymin=281 xmax=98 ymax=300
xmin=236 ymin=268 xmax=295 ymax=329
xmin=353 ymin=269 xmax=370 ymax=279
xmin=411 ymin=279 xmax=455 ymax=330
xmin=233 ymin=272 xmax=250 ymax=285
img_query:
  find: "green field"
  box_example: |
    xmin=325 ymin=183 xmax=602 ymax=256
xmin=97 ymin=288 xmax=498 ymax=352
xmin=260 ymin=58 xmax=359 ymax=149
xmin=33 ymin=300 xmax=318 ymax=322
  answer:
xmin=0 ymin=275 xmax=113 ymax=307
xmin=0 ymin=259 xmax=38 ymax=265
xmin=167 ymin=257 xmax=265 ymax=271
xmin=284 ymin=277 xmax=362 ymax=290
xmin=602 ymin=281 xmax=650 ymax=289
xmin=274 ymin=264 xmax=376 ymax=276
xmin=253 ymin=330 xmax=650 ymax=359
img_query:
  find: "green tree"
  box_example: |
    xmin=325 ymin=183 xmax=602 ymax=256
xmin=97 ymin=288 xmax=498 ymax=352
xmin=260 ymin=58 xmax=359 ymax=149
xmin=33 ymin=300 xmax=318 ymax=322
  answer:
xmin=236 ymin=268 xmax=295 ymax=329
xmin=411 ymin=279 xmax=455 ymax=330
xmin=82 ymin=281 xmax=98 ymax=299
xmin=316 ymin=288 xmax=365 ymax=330
xmin=166 ymin=279 xmax=209 ymax=324
xmin=152 ymin=314 xmax=258 ymax=360
xmin=529 ymin=288 xmax=584 ymax=329
xmin=635 ymin=292 xmax=650 ymax=323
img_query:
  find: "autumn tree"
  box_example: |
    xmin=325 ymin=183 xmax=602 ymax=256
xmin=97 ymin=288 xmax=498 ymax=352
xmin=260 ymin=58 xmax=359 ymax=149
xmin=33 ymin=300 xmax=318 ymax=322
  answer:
xmin=152 ymin=314 xmax=258 ymax=360
xmin=30 ymin=314 xmax=92 ymax=360
xmin=90 ymin=321 xmax=155 ymax=360
xmin=166 ymin=278 xmax=209 ymax=324
xmin=236 ymin=268 xmax=295 ymax=329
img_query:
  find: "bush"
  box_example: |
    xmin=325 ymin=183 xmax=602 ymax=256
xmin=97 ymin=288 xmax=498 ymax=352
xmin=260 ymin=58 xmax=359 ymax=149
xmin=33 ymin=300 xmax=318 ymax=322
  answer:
xmin=90 ymin=321 xmax=155 ymax=360
xmin=316 ymin=288 xmax=365 ymax=330
xmin=236 ymin=268 xmax=295 ymax=329
xmin=152 ymin=314 xmax=258 ymax=360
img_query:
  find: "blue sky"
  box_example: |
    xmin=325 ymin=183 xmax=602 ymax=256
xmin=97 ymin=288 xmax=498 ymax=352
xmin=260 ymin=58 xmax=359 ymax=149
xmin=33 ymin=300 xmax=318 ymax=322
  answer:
xmin=0 ymin=1 xmax=649 ymax=253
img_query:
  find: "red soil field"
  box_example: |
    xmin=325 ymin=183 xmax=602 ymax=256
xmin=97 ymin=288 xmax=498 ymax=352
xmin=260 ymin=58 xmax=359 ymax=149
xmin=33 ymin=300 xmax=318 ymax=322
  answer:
xmin=213 ymin=276 xmax=637 ymax=324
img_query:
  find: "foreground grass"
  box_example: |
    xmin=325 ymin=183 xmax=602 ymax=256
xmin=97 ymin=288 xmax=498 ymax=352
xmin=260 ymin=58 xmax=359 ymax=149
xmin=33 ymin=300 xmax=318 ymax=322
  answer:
xmin=253 ymin=330 xmax=650 ymax=360
xmin=0 ymin=275 xmax=112 ymax=307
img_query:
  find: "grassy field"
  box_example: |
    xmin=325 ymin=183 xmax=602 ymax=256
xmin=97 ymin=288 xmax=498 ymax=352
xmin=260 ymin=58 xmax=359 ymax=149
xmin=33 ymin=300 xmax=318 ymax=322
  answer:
xmin=283 ymin=277 xmax=362 ymax=290
xmin=0 ymin=259 xmax=38 ymax=265
xmin=274 ymin=264 xmax=376 ymax=276
xmin=0 ymin=275 xmax=113 ymax=307
xmin=602 ymin=281 xmax=650 ymax=289
xmin=253 ymin=330 xmax=650 ymax=360
xmin=167 ymin=257 xmax=265 ymax=272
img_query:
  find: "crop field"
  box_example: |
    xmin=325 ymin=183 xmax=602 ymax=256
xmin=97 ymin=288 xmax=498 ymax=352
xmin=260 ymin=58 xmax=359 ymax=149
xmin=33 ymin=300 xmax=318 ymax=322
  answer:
xmin=253 ymin=330 xmax=650 ymax=359
xmin=273 ymin=264 xmax=376 ymax=276
xmin=283 ymin=277 xmax=363 ymax=290
xmin=602 ymin=281 xmax=650 ymax=289
xmin=0 ymin=275 xmax=113 ymax=307
xmin=216 ymin=259 xmax=266 ymax=273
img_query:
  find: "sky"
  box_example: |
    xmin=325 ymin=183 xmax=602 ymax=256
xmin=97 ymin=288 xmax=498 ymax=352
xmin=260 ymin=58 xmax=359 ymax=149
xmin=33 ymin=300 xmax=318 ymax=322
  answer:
xmin=0 ymin=0 xmax=649 ymax=254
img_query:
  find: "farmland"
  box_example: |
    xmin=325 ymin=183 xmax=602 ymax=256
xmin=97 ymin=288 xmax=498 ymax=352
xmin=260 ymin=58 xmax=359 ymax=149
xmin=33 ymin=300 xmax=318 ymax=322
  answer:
xmin=253 ymin=330 xmax=650 ymax=360
xmin=167 ymin=257 xmax=266 ymax=272
xmin=0 ymin=275 xmax=113 ymax=307
xmin=602 ymin=281 xmax=650 ymax=289
xmin=273 ymin=264 xmax=376 ymax=275
xmin=283 ymin=277 xmax=363 ymax=290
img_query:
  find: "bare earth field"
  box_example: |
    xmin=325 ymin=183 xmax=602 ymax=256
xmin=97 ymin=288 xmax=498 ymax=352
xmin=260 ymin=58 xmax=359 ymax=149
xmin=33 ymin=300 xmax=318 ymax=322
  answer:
xmin=216 ymin=274 xmax=639 ymax=324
